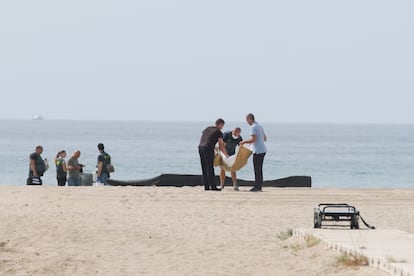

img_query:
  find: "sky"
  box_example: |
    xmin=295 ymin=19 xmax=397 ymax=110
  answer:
xmin=1 ymin=1 xmax=413 ymax=123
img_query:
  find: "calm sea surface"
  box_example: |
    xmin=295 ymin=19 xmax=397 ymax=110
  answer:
xmin=1 ymin=120 xmax=414 ymax=188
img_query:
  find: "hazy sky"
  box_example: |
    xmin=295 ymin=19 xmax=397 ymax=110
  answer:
xmin=1 ymin=1 xmax=413 ymax=123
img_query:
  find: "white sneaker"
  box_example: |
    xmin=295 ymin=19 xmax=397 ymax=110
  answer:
xmin=234 ymin=185 xmax=239 ymax=191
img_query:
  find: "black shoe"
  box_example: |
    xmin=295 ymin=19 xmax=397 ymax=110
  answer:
xmin=204 ymin=187 xmax=210 ymax=191
xmin=211 ymin=187 xmax=222 ymax=191
xmin=249 ymin=187 xmax=262 ymax=192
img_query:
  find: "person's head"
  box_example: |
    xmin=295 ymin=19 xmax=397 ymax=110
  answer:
xmin=246 ymin=113 xmax=255 ymax=126
xmin=215 ymin=118 xmax=225 ymax=130
xmin=232 ymin=127 xmax=241 ymax=138
xmin=97 ymin=143 xmax=104 ymax=152
xmin=57 ymin=150 xmax=66 ymax=158
xmin=35 ymin=145 xmax=43 ymax=154
xmin=72 ymin=150 xmax=81 ymax=158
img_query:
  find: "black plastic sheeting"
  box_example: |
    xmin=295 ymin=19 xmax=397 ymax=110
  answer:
xmin=107 ymin=174 xmax=311 ymax=188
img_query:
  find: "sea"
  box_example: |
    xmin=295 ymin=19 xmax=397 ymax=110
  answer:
xmin=1 ymin=119 xmax=414 ymax=188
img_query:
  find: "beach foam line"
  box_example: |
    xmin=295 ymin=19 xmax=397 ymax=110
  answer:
xmin=294 ymin=228 xmax=414 ymax=276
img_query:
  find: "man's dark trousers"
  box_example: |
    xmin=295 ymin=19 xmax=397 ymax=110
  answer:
xmin=198 ymin=146 xmax=216 ymax=190
xmin=253 ymin=153 xmax=266 ymax=190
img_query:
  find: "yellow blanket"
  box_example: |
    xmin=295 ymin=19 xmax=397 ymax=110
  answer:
xmin=214 ymin=145 xmax=253 ymax=172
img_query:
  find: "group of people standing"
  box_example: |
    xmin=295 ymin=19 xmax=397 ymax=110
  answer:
xmin=54 ymin=149 xmax=85 ymax=186
xmin=198 ymin=113 xmax=267 ymax=192
xmin=27 ymin=114 xmax=265 ymax=189
xmin=27 ymin=143 xmax=112 ymax=186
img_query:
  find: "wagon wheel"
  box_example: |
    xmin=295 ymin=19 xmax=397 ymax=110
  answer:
xmin=353 ymin=215 xmax=360 ymax=229
xmin=350 ymin=215 xmax=360 ymax=229
xmin=314 ymin=212 xmax=322 ymax=228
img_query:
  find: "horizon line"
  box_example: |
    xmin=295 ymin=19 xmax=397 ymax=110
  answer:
xmin=1 ymin=117 xmax=414 ymax=126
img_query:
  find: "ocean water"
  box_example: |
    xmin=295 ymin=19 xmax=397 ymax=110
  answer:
xmin=1 ymin=119 xmax=414 ymax=188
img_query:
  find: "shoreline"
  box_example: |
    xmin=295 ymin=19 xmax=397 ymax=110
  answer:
xmin=2 ymin=184 xmax=414 ymax=190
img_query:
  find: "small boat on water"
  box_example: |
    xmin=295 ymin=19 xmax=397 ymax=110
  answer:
xmin=33 ymin=115 xmax=44 ymax=120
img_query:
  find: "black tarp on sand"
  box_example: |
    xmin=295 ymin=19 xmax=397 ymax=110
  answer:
xmin=107 ymin=174 xmax=311 ymax=188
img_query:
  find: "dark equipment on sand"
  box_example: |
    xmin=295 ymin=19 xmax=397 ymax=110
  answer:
xmin=314 ymin=203 xmax=375 ymax=230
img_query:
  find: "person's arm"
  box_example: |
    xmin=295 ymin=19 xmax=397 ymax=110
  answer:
xmin=62 ymin=161 xmax=67 ymax=172
xmin=67 ymin=160 xmax=74 ymax=171
xmin=67 ymin=160 xmax=81 ymax=172
xmin=97 ymin=161 xmax=103 ymax=177
xmin=240 ymin=134 xmax=257 ymax=145
xmin=222 ymin=132 xmax=228 ymax=147
xmin=30 ymin=158 xmax=38 ymax=178
xmin=218 ymin=138 xmax=229 ymax=158
xmin=264 ymin=134 xmax=267 ymax=142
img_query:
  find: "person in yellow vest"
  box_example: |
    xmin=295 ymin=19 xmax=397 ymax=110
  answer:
xmin=55 ymin=150 xmax=67 ymax=186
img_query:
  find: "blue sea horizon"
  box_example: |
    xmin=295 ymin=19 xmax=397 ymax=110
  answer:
xmin=1 ymin=119 xmax=413 ymax=188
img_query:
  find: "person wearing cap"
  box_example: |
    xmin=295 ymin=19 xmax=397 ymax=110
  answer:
xmin=96 ymin=143 xmax=111 ymax=185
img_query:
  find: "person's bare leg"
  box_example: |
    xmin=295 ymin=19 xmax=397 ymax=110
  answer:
xmin=231 ymin=171 xmax=239 ymax=191
xmin=220 ymin=168 xmax=226 ymax=189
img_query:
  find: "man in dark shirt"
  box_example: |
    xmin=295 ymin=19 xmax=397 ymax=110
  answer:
xmin=198 ymin=118 xmax=228 ymax=191
xmin=96 ymin=143 xmax=111 ymax=185
xmin=219 ymin=127 xmax=242 ymax=190
xmin=27 ymin=145 xmax=46 ymax=185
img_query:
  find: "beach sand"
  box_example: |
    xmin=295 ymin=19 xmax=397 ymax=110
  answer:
xmin=1 ymin=186 xmax=413 ymax=276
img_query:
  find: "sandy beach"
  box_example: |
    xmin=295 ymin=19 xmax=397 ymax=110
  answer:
xmin=1 ymin=186 xmax=413 ymax=276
